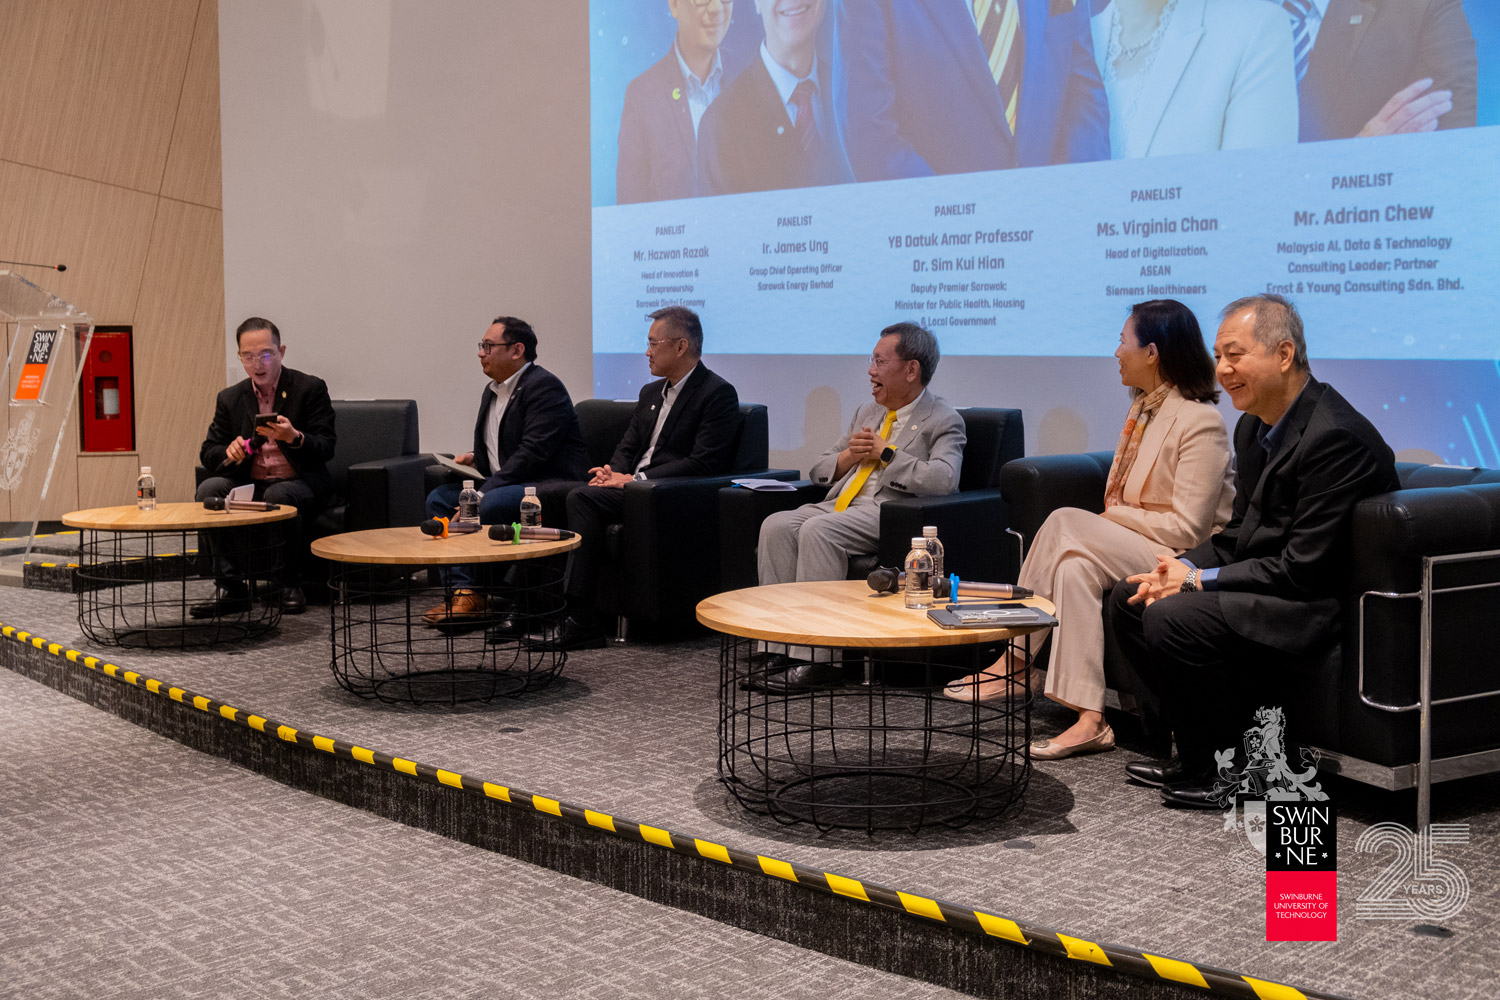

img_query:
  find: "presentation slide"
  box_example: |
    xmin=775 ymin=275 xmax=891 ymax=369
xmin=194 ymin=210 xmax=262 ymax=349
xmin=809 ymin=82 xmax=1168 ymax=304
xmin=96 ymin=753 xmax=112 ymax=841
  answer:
xmin=589 ymin=0 xmax=1499 ymax=371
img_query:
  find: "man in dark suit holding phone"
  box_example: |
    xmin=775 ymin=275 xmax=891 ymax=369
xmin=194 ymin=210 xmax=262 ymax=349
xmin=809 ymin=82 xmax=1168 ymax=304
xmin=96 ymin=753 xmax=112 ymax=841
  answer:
xmin=1109 ymin=294 xmax=1397 ymax=807
xmin=557 ymin=306 xmax=741 ymax=648
xmin=194 ymin=316 xmax=337 ymax=616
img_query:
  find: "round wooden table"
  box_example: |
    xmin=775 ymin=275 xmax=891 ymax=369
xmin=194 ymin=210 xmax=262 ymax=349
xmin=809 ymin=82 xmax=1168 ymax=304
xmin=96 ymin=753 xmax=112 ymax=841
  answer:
xmin=698 ymin=580 xmax=1057 ymax=833
xmin=64 ymin=502 xmax=297 ymax=648
xmin=311 ymin=526 xmax=580 ymax=705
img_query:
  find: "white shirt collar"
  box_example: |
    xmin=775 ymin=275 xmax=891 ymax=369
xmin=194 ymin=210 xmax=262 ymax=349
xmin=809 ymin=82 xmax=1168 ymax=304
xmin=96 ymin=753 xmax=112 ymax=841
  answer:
xmin=665 ymin=362 xmax=699 ymax=396
xmin=488 ymin=361 xmax=530 ymax=396
xmin=759 ymin=41 xmax=818 ymax=112
xmin=674 ymin=41 xmax=723 ymax=92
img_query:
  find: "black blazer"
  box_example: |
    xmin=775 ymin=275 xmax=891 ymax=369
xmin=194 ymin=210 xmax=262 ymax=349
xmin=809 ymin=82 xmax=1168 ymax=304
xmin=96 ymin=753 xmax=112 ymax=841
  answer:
xmin=1300 ymin=0 xmax=1477 ymax=141
xmin=199 ymin=367 xmax=337 ymax=499
xmin=609 ymin=365 xmax=741 ymax=479
xmin=470 ymin=363 xmax=588 ymax=492
xmin=696 ymin=54 xmax=853 ymax=196
xmin=1183 ymin=378 xmax=1398 ymax=653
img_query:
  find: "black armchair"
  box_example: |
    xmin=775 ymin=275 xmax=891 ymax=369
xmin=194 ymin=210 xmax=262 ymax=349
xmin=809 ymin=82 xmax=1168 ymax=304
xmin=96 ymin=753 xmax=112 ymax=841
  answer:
xmin=580 ymin=402 xmax=797 ymax=634
xmin=195 ymin=399 xmax=427 ymax=588
xmin=312 ymin=399 xmax=428 ymax=536
xmin=1001 ymin=453 xmax=1500 ymax=828
xmin=718 ymin=406 xmax=1025 ymax=592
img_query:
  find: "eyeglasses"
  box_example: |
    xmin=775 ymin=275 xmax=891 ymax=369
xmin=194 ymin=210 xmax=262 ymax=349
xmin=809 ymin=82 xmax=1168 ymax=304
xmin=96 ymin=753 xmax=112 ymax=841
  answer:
xmin=646 ymin=336 xmax=684 ymax=351
xmin=687 ymin=0 xmax=733 ymax=8
xmin=868 ymin=355 xmax=910 ymax=369
xmin=477 ymin=340 xmax=518 ymax=355
xmin=238 ymin=350 xmax=277 ymax=364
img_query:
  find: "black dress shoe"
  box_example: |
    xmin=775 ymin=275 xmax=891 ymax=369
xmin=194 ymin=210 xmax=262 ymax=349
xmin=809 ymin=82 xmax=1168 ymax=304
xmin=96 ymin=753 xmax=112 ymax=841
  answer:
xmin=189 ymin=586 xmax=252 ymax=619
xmin=551 ymin=616 xmax=606 ymax=651
xmin=484 ymin=616 xmax=523 ymax=643
xmin=762 ymin=660 xmax=841 ymax=695
xmin=279 ymin=586 xmax=306 ymax=614
xmin=1159 ymin=777 xmax=1228 ymax=810
xmin=1125 ymin=756 xmax=1186 ymax=788
xmin=740 ymin=652 xmax=791 ymax=691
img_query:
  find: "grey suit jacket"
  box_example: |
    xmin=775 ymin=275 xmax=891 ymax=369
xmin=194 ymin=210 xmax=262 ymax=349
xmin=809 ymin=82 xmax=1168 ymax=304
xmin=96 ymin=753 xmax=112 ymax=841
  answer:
xmin=810 ymin=392 xmax=965 ymax=502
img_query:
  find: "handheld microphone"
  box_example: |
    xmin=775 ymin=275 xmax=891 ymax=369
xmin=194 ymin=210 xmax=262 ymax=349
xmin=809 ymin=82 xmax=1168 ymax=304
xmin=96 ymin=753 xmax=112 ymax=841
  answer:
xmin=419 ymin=516 xmax=481 ymax=538
xmin=488 ymin=524 xmax=577 ymax=543
xmin=866 ymin=566 xmax=1032 ymax=601
xmin=214 ymin=437 xmax=256 ymax=473
xmin=203 ymin=497 xmax=281 ymax=512
xmin=0 ymin=259 xmax=67 ymax=272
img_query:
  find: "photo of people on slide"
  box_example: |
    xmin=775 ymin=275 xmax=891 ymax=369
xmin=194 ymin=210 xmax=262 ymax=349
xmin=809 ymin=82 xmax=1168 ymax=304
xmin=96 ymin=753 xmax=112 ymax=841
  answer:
xmin=591 ymin=0 xmax=1485 ymax=205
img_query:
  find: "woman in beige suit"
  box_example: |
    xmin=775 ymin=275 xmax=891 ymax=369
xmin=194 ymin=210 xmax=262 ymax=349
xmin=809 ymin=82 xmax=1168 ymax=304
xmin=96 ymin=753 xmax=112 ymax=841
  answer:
xmin=945 ymin=299 xmax=1233 ymax=759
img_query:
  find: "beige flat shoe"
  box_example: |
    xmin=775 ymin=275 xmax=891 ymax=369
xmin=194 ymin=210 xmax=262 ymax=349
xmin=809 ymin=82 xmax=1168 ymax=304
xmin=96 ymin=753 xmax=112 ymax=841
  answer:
xmin=1030 ymin=724 xmax=1116 ymax=760
xmin=942 ymin=668 xmax=1038 ymax=703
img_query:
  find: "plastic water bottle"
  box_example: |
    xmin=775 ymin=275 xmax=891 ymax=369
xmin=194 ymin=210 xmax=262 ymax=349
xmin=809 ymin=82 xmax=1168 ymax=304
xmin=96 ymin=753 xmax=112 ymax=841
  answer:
xmin=136 ymin=466 xmax=156 ymax=511
xmin=519 ymin=486 xmax=542 ymax=527
xmin=922 ymin=525 xmax=944 ymax=583
xmin=904 ymin=536 xmax=933 ymax=610
xmin=456 ymin=480 xmax=481 ymax=527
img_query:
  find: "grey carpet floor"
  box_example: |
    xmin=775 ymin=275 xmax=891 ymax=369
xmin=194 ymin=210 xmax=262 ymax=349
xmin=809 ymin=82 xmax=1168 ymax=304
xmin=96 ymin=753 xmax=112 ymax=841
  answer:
xmin=3 ymin=585 xmax=1497 ymax=999
xmin=0 ymin=665 xmax=968 ymax=1000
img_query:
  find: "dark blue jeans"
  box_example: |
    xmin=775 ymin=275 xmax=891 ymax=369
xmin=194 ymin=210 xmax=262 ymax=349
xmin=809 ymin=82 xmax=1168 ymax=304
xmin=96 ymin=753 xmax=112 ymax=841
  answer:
xmin=425 ymin=481 xmax=528 ymax=589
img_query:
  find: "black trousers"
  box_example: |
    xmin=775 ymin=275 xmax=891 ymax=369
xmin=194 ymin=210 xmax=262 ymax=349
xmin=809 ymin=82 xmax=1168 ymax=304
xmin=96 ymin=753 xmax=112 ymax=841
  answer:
xmin=1107 ymin=579 xmax=1307 ymax=777
xmin=563 ymin=485 xmax=626 ymax=620
xmin=196 ymin=476 xmax=320 ymax=587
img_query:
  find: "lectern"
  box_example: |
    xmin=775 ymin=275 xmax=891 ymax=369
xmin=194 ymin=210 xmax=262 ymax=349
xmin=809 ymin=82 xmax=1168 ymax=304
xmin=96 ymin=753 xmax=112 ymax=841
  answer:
xmin=1 ymin=270 xmax=93 ymax=582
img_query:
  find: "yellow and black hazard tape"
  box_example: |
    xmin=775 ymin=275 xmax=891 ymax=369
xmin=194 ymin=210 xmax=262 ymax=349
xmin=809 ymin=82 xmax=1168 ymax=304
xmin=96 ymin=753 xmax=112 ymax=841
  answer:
xmin=0 ymin=619 xmax=1344 ymax=1000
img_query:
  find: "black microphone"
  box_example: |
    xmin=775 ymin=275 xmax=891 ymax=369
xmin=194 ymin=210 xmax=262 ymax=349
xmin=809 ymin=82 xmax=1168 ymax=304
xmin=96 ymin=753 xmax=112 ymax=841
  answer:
xmin=419 ymin=516 xmax=481 ymax=537
xmin=867 ymin=566 xmax=1032 ymax=600
xmin=488 ymin=524 xmax=577 ymax=542
xmin=203 ymin=497 xmax=281 ymax=512
xmin=0 ymin=259 xmax=67 ymax=272
xmin=214 ymin=437 xmax=257 ymax=473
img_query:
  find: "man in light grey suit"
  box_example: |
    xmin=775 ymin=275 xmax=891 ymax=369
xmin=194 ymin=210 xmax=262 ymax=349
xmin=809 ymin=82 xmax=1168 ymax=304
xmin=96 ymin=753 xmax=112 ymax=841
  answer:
xmin=756 ymin=322 xmax=966 ymax=691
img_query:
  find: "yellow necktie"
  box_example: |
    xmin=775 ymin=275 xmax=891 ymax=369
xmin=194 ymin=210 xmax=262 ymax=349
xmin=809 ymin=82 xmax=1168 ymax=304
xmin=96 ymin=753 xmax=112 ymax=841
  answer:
xmin=973 ymin=0 xmax=1024 ymax=136
xmin=834 ymin=409 xmax=897 ymax=511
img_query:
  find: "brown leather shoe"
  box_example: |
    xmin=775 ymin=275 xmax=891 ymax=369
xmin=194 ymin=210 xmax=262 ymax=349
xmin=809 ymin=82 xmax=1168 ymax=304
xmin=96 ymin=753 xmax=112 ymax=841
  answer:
xmin=421 ymin=589 xmax=491 ymax=624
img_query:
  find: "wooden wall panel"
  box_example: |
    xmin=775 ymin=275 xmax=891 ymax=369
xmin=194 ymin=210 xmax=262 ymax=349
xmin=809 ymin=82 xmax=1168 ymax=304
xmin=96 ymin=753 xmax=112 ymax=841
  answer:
xmin=0 ymin=0 xmax=200 ymax=192
xmin=76 ymin=453 xmax=144 ymax=510
xmin=160 ymin=0 xmax=223 ymax=209
xmin=131 ymin=200 xmax=225 ymax=503
xmin=0 ymin=161 xmax=158 ymax=323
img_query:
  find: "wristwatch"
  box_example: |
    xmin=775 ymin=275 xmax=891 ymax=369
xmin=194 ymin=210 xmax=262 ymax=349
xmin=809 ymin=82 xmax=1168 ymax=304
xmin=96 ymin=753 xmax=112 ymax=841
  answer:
xmin=879 ymin=445 xmax=896 ymax=464
xmin=633 ymin=471 xmax=647 ymax=481
xmin=1182 ymin=568 xmax=1199 ymax=593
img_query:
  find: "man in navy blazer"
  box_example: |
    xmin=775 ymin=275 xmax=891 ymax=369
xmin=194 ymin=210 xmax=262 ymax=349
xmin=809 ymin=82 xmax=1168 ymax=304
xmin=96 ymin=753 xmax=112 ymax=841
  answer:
xmin=616 ymin=0 xmax=739 ymax=204
xmin=422 ymin=316 xmax=588 ymax=623
xmin=1297 ymin=0 xmax=1476 ymax=142
xmin=194 ymin=316 xmax=336 ymax=617
xmin=836 ymin=0 xmax=1109 ymax=179
xmin=558 ymin=306 xmax=742 ymax=648
xmin=697 ymin=0 xmax=855 ymax=195
xmin=1110 ymin=294 xmax=1397 ymax=807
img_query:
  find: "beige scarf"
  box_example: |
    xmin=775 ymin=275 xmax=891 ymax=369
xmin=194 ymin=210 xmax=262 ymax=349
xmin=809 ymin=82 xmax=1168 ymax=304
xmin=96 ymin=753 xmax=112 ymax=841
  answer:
xmin=1103 ymin=383 xmax=1171 ymax=509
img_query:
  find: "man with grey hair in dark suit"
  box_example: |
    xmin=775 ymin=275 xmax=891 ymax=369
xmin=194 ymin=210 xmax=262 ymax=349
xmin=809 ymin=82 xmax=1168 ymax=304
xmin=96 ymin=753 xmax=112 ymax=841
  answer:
xmin=1111 ymin=293 xmax=1398 ymax=807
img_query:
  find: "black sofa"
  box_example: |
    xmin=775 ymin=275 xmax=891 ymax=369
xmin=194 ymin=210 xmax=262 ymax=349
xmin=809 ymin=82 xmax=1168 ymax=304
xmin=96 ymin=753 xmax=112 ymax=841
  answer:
xmin=1001 ymin=453 xmax=1500 ymax=827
